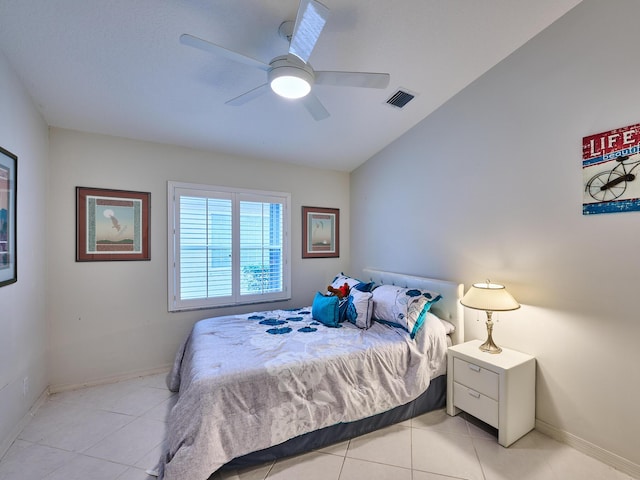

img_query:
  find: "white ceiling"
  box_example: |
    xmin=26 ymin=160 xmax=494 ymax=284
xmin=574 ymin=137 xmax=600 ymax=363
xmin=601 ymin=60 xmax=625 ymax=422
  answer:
xmin=0 ymin=0 xmax=582 ymax=171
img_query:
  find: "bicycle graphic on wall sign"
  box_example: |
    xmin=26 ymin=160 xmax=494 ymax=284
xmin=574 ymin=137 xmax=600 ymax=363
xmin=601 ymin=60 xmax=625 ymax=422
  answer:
xmin=585 ymin=155 xmax=640 ymax=202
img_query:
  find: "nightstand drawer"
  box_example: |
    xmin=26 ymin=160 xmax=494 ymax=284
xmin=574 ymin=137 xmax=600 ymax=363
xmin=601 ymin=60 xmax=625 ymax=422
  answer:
xmin=453 ymin=357 xmax=498 ymax=400
xmin=453 ymin=381 xmax=499 ymax=428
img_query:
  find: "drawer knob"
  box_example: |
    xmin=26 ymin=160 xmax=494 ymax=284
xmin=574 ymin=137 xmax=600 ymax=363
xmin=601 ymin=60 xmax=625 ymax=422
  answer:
xmin=467 ymin=389 xmax=481 ymax=399
xmin=468 ymin=364 xmax=481 ymax=372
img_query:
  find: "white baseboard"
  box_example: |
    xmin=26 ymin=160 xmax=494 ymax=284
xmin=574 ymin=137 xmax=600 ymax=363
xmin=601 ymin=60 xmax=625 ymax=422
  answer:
xmin=0 ymin=388 xmax=49 ymax=460
xmin=536 ymin=418 xmax=640 ymax=479
xmin=49 ymin=364 xmax=172 ymax=394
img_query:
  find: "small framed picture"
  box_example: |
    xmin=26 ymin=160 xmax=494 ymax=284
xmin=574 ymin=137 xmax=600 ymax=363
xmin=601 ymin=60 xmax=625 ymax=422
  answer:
xmin=302 ymin=206 xmax=339 ymax=258
xmin=0 ymin=146 xmax=17 ymax=287
xmin=76 ymin=187 xmax=150 ymax=261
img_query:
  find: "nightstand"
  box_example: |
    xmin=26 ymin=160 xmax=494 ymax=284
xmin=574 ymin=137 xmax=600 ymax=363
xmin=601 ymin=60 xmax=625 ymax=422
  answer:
xmin=446 ymin=339 xmax=536 ymax=447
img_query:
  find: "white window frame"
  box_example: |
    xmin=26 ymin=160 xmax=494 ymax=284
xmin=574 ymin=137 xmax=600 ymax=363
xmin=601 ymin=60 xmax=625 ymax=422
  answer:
xmin=168 ymin=181 xmax=291 ymax=312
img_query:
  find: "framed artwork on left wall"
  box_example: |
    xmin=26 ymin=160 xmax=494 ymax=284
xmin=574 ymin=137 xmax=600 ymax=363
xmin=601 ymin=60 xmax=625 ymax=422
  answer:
xmin=0 ymin=146 xmax=17 ymax=287
xmin=76 ymin=187 xmax=150 ymax=261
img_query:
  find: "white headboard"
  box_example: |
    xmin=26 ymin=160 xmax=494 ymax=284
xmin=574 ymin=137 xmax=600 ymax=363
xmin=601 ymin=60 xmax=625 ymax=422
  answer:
xmin=362 ymin=268 xmax=464 ymax=345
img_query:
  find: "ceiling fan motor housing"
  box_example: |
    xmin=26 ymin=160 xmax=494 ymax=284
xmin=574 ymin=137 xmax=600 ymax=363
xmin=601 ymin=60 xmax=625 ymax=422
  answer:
xmin=268 ymin=56 xmax=315 ymax=99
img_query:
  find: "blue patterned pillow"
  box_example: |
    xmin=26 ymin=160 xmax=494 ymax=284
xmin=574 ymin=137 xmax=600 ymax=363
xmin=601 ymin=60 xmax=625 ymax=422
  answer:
xmin=311 ymin=292 xmax=340 ymax=327
xmin=372 ymin=285 xmax=441 ymax=338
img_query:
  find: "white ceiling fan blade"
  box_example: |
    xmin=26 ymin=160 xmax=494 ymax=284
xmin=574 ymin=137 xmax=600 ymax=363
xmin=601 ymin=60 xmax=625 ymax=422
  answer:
xmin=301 ymin=92 xmax=330 ymax=121
xmin=315 ymin=71 xmax=391 ymax=89
xmin=225 ymin=84 xmax=270 ymax=106
xmin=289 ymin=0 xmax=330 ymax=63
xmin=180 ymin=34 xmax=270 ymax=71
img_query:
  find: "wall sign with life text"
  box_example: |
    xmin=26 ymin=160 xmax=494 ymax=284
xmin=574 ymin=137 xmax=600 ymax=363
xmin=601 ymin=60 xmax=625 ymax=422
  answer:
xmin=583 ymin=122 xmax=640 ymax=215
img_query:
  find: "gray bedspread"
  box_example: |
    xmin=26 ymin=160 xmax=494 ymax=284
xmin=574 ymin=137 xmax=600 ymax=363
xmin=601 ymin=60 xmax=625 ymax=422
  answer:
xmin=158 ymin=307 xmax=448 ymax=480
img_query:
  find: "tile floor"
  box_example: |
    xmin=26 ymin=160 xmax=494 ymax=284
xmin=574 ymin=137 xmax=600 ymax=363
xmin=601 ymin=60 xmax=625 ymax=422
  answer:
xmin=0 ymin=373 xmax=635 ymax=480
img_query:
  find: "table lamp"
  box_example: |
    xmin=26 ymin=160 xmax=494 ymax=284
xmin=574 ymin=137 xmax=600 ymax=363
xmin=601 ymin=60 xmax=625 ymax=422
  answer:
xmin=460 ymin=281 xmax=520 ymax=354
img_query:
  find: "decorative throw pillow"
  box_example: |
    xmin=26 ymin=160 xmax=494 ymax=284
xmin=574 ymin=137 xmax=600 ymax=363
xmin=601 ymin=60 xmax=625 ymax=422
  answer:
xmin=372 ymin=285 xmax=441 ymax=338
xmin=311 ymin=292 xmax=340 ymax=327
xmin=347 ymin=288 xmax=374 ymax=329
xmin=330 ymin=273 xmax=375 ymax=293
xmin=338 ymin=296 xmax=351 ymax=323
xmin=330 ymin=273 xmax=362 ymax=289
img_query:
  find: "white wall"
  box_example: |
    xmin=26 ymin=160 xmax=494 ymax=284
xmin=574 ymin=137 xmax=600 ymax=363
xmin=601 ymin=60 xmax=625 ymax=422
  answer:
xmin=47 ymin=128 xmax=350 ymax=390
xmin=0 ymin=51 xmax=49 ymax=454
xmin=350 ymin=0 xmax=639 ymax=473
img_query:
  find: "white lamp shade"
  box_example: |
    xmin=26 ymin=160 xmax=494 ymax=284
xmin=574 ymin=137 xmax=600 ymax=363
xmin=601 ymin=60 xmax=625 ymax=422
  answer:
xmin=460 ymin=282 xmax=520 ymax=312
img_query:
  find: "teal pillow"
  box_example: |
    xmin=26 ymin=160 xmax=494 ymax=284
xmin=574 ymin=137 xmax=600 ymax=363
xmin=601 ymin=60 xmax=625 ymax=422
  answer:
xmin=312 ymin=292 xmax=340 ymax=327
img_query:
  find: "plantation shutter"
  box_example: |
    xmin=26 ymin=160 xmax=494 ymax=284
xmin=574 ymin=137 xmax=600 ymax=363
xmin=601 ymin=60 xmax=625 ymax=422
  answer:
xmin=169 ymin=182 xmax=290 ymax=311
xmin=239 ymin=196 xmax=284 ymax=298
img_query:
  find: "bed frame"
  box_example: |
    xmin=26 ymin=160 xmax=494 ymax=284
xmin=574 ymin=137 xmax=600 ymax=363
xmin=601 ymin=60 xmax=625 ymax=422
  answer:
xmin=223 ymin=269 xmax=464 ymax=472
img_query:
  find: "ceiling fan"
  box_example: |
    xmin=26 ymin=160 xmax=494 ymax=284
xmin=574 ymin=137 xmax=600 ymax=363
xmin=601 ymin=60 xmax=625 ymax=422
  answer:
xmin=180 ymin=0 xmax=390 ymax=121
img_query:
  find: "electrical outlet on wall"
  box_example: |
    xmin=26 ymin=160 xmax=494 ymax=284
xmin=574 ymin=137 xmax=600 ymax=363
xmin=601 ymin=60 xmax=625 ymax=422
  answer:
xmin=23 ymin=377 xmax=29 ymax=398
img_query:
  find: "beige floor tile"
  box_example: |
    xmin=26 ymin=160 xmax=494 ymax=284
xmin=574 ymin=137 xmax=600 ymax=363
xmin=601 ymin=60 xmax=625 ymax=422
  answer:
xmin=82 ymin=416 xmax=166 ymax=465
xmin=18 ymin=401 xmax=134 ymax=452
xmin=412 ymin=470 xmax=468 ymax=480
xmin=412 ymin=408 xmax=469 ymax=436
xmin=412 ymin=428 xmax=484 ymax=480
xmin=116 ymin=466 xmax=159 ymax=480
xmin=141 ymin=394 xmax=177 ymax=422
xmin=216 ymin=462 xmax=274 ymax=479
xmin=42 ymin=454 xmax=128 ymax=480
xmin=316 ymin=439 xmax=349 ymax=456
xmin=266 ymin=452 xmax=343 ymax=480
xmin=52 ymin=379 xmax=172 ymax=417
xmin=346 ymin=424 xmax=412 ymax=469
xmin=2 ymin=373 xmax=634 ymax=480
xmin=473 ymin=436 xmax=555 ymax=480
xmin=0 ymin=440 xmax=76 ymax=480
xmin=339 ymin=457 xmax=411 ymax=480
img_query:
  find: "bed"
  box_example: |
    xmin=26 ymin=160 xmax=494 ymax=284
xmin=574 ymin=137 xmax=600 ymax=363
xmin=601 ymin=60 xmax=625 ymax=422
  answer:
xmin=157 ymin=269 xmax=464 ymax=480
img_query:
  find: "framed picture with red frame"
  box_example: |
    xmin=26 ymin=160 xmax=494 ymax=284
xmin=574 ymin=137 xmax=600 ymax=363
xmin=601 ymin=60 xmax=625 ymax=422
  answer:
xmin=76 ymin=187 xmax=150 ymax=261
xmin=302 ymin=206 xmax=339 ymax=258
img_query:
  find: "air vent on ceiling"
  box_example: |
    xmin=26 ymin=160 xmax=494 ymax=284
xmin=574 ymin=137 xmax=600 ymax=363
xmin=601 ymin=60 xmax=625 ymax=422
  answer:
xmin=386 ymin=89 xmax=415 ymax=109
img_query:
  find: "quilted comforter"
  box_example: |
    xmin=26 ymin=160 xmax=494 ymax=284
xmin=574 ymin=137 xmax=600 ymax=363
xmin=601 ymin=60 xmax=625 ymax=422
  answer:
xmin=158 ymin=307 xmax=448 ymax=480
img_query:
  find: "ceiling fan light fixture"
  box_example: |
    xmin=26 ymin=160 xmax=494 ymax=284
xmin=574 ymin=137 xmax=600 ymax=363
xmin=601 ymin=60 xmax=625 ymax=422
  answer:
xmin=181 ymin=0 xmax=390 ymax=120
xmin=270 ymin=74 xmax=311 ymax=99
xmin=268 ymin=59 xmax=314 ymax=99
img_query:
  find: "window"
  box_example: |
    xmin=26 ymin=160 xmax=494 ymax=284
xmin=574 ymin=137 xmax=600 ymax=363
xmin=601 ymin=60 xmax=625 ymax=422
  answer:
xmin=168 ymin=181 xmax=291 ymax=311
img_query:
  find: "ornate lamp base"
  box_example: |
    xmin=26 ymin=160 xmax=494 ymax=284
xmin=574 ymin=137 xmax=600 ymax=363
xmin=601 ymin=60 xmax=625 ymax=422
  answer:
xmin=479 ymin=311 xmax=502 ymax=354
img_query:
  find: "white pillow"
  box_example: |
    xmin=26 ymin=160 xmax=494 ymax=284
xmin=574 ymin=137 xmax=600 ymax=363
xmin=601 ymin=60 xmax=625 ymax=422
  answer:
xmin=439 ymin=317 xmax=456 ymax=334
xmin=348 ymin=289 xmax=374 ymax=329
